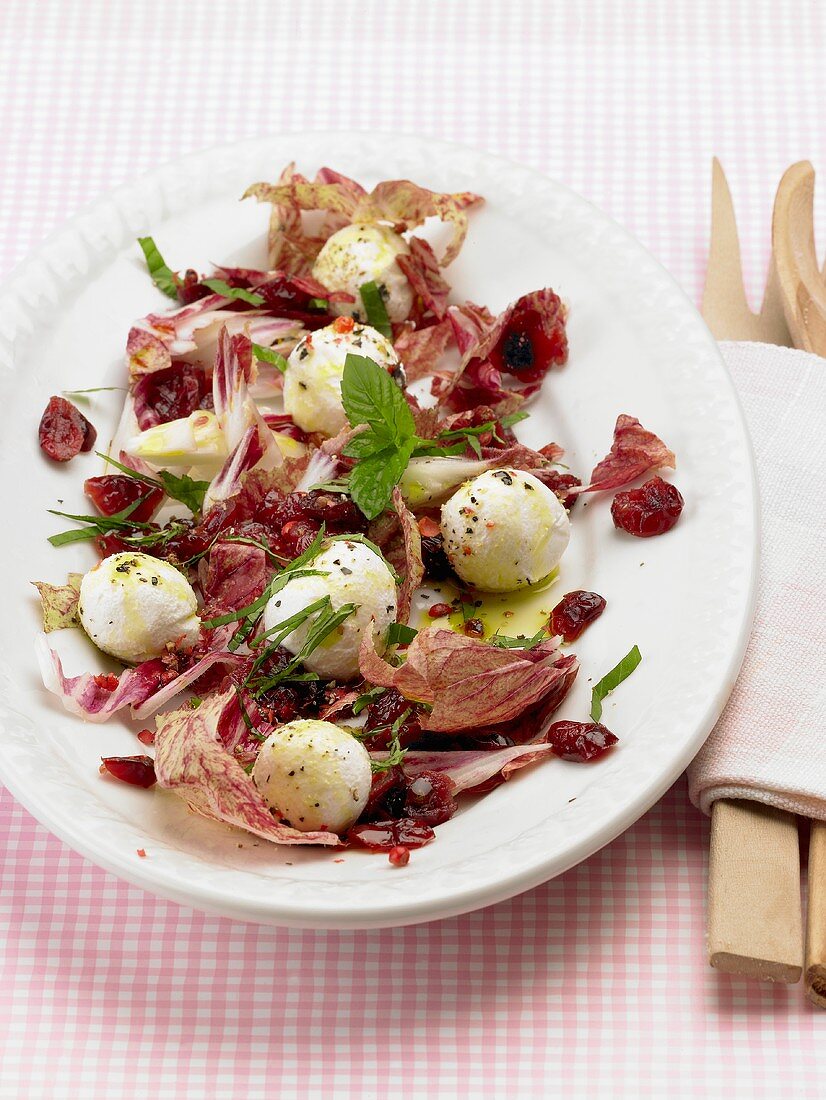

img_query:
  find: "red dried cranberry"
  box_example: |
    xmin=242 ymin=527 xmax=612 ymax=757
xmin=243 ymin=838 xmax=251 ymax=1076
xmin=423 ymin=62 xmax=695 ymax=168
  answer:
xmin=464 ymin=618 xmax=484 ymax=638
xmin=532 ymin=469 xmax=582 ymax=510
xmin=38 ymin=396 xmax=97 ymax=462
xmin=428 ymin=602 xmax=452 ymax=619
xmin=363 ymin=689 xmax=422 ymax=751
xmin=404 ymin=771 xmax=457 ymax=826
xmin=388 ymin=845 xmax=410 ymax=866
xmin=546 ymin=721 xmax=618 ymax=762
xmin=550 ymin=590 xmax=607 ymax=642
xmin=611 ymin=476 xmax=684 ymax=538
xmin=177 ymin=269 xmax=211 ymax=304
xmin=136 ymin=729 xmax=155 ymax=746
xmin=487 ymin=293 xmax=568 ymax=383
xmin=133 ymin=363 xmax=209 ymax=428
xmin=256 ymin=275 xmax=333 ymax=329
xmin=347 ymin=818 xmax=435 ymax=851
xmin=85 ymin=474 xmax=165 ymax=522
xmin=100 ymin=755 xmax=157 ymax=788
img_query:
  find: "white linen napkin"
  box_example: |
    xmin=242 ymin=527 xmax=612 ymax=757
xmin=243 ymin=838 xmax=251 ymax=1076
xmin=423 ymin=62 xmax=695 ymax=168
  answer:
xmin=688 ymin=342 xmax=826 ymax=817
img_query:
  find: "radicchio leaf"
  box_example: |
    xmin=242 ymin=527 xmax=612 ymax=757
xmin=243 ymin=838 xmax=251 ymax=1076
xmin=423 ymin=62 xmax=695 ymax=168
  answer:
xmin=396 ymin=237 xmax=451 ymax=318
xmin=575 ymin=415 xmax=676 ymax=494
xmin=394 ymin=317 xmax=454 ymax=382
xmin=391 ymin=487 xmax=423 ymax=626
xmin=359 ymin=628 xmax=578 ymax=733
xmin=36 ymin=636 xmax=245 ymax=724
xmin=201 ymin=541 xmax=267 ymax=618
xmin=437 ymin=290 xmax=568 ymax=411
xmin=154 ymin=689 xmax=340 ymax=846
xmin=32 ymin=574 xmax=83 ymax=633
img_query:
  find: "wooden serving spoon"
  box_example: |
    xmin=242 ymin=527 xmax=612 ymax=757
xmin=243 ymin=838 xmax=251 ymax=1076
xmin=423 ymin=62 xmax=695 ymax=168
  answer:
xmin=772 ymin=160 xmax=826 ymax=355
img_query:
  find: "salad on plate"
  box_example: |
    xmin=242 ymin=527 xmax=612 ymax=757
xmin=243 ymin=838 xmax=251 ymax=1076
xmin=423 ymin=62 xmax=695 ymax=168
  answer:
xmin=33 ymin=163 xmax=684 ymax=864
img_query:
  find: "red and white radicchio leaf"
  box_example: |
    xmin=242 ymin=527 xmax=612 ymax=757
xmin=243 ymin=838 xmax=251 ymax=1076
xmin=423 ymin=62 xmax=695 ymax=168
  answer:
xmin=359 ymin=628 xmax=578 ymax=733
xmin=391 ymin=487 xmax=424 ymax=626
xmin=36 ymin=636 xmax=245 ymax=724
xmin=154 ymin=689 xmax=340 ymax=846
xmin=438 ymin=290 xmax=568 ymax=411
xmin=205 ymin=329 xmax=284 ymax=512
xmin=201 ymin=541 xmax=267 ymax=618
xmin=395 ymin=742 xmax=558 ymax=793
xmin=31 ymin=575 xmax=83 ymax=633
xmin=396 ymin=237 xmax=451 ymax=318
xmin=394 ymin=317 xmax=454 ymax=382
xmin=575 ymin=415 xmax=676 ymax=494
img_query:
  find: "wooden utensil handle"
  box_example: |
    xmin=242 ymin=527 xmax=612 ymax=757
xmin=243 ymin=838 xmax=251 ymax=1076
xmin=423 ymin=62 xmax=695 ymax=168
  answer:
xmin=805 ymin=820 xmax=826 ymax=1006
xmin=708 ymin=799 xmax=803 ymax=982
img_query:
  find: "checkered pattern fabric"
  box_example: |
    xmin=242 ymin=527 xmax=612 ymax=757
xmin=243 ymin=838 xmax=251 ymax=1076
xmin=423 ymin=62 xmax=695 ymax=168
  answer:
xmin=1 ymin=2 xmax=825 ymax=1096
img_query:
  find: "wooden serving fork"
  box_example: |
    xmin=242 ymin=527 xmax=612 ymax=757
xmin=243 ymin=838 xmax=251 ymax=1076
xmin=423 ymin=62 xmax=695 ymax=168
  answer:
xmin=702 ymin=159 xmax=826 ymax=1003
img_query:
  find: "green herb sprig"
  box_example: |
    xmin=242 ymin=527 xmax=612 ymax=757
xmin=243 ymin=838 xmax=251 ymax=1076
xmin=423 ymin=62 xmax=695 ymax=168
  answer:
xmin=201 ymin=278 xmax=264 ymax=306
xmin=359 ymin=281 xmax=393 ymax=339
xmin=137 ymin=237 xmax=179 ymax=299
xmin=590 ymin=645 xmax=642 ymax=722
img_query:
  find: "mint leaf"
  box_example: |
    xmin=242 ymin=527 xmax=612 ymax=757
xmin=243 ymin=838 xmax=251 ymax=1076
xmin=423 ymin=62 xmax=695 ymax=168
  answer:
xmin=252 ymin=343 xmax=289 ymax=372
xmin=359 ymin=280 xmax=393 ymax=340
xmin=157 ymin=471 xmax=210 ymax=516
xmin=349 ymin=438 xmax=415 ymax=520
xmin=342 ymin=431 xmax=390 ymax=459
xmin=590 ymin=645 xmax=642 ymax=722
xmin=137 ymin=237 xmax=179 ymax=299
xmin=202 ymin=278 xmax=264 ymax=306
xmin=341 ymin=354 xmax=414 ymax=444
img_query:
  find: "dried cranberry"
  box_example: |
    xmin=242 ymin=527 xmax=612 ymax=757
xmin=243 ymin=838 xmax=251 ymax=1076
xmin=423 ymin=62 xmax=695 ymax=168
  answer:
xmin=546 ymin=721 xmax=618 ymax=762
xmin=532 ymin=469 xmax=582 ymax=510
xmin=404 ymin=771 xmax=457 ymax=826
xmin=487 ymin=293 xmax=568 ymax=383
xmin=93 ymin=673 xmax=120 ymax=691
xmin=133 ymin=363 xmax=209 ymax=428
xmin=136 ymin=729 xmax=155 ymax=746
xmin=428 ymin=602 xmax=452 ymax=619
xmin=362 ymin=688 xmax=422 ymax=751
xmin=611 ymin=476 xmax=684 ymax=538
xmin=464 ymin=617 xmax=484 ymax=638
xmin=177 ymin=269 xmax=211 ymax=304
xmin=550 ymin=590 xmax=607 ymax=642
xmin=388 ymin=846 xmax=410 ymax=866
xmin=347 ymin=818 xmax=435 ymax=851
xmin=362 ymin=766 xmax=408 ymax=820
xmin=85 ymin=474 xmax=165 ymax=522
xmin=255 ymin=275 xmax=333 ymax=329
xmin=38 ymin=396 xmax=97 ymax=462
xmin=100 ymin=755 xmax=157 ymax=788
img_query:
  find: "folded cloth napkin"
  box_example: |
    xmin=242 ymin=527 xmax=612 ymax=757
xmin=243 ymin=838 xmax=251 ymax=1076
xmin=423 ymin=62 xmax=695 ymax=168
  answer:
xmin=688 ymin=341 xmax=826 ymax=818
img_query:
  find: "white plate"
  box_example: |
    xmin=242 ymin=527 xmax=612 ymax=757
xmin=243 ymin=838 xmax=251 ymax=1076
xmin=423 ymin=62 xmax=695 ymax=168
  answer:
xmin=0 ymin=133 xmax=757 ymax=929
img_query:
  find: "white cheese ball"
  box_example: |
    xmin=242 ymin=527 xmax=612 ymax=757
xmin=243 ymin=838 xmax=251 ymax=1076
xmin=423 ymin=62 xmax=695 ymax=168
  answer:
xmin=252 ymin=719 xmax=372 ymax=833
xmin=312 ymin=223 xmax=414 ymax=323
xmin=78 ymin=552 xmax=200 ymax=664
xmin=263 ymin=540 xmax=397 ymax=681
xmin=283 ymin=319 xmax=401 ymax=435
xmin=440 ymin=468 xmax=571 ymax=592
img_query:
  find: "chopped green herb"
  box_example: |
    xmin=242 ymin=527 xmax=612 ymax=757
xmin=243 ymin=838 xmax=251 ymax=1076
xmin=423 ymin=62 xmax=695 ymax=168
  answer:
xmin=370 ymin=726 xmax=409 ymax=773
xmin=387 ymin=622 xmax=418 ymax=646
xmin=95 ymin=452 xmax=209 ymax=516
xmin=359 ymin=280 xmax=393 ymax=339
xmin=306 ymin=297 xmax=329 ymax=311
xmin=251 ymin=343 xmax=289 ymax=373
xmin=590 ymin=645 xmax=642 ymax=722
xmin=201 ymin=278 xmax=264 ymax=306
xmin=352 ymin=686 xmax=386 ymax=716
xmin=47 ymin=495 xmax=154 ymax=547
xmin=489 ymin=628 xmax=548 ymax=649
xmin=137 ymin=237 xmax=179 ymax=300
xmin=62 ymin=387 xmax=125 ymax=401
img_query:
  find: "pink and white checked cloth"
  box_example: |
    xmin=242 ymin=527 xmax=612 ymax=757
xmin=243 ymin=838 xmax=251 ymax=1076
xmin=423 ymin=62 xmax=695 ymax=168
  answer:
xmin=1 ymin=2 xmax=825 ymax=1097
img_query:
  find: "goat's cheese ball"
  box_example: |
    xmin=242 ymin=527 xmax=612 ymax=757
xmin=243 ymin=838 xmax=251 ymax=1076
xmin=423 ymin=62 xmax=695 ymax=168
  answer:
xmin=78 ymin=552 xmax=200 ymax=664
xmin=312 ymin=223 xmax=414 ymax=323
xmin=440 ymin=468 xmax=571 ymax=592
xmin=283 ymin=319 xmax=401 ymax=435
xmin=263 ymin=540 xmax=397 ymax=681
xmin=252 ymin=719 xmax=372 ymax=833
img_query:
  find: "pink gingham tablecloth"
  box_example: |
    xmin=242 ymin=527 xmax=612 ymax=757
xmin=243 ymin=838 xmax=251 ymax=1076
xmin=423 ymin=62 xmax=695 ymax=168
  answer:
xmin=1 ymin=2 xmax=825 ymax=1097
